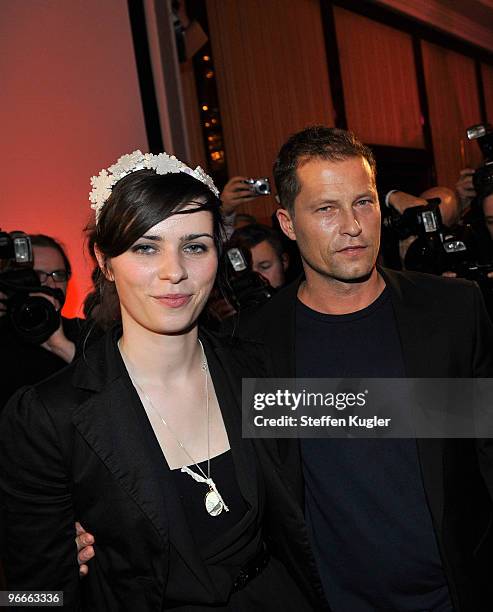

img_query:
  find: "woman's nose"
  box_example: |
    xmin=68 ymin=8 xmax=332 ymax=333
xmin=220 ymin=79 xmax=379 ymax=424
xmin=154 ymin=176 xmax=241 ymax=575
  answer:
xmin=158 ymin=251 xmax=188 ymax=283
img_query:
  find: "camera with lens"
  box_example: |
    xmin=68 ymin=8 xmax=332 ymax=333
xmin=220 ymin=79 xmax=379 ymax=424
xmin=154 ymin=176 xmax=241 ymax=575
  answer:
xmin=467 ymin=123 xmax=493 ymax=197
xmin=223 ymin=246 xmax=275 ymax=310
xmin=0 ymin=230 xmax=64 ymax=344
xmin=382 ymin=198 xmax=473 ymax=275
xmin=244 ymin=177 xmax=271 ymax=196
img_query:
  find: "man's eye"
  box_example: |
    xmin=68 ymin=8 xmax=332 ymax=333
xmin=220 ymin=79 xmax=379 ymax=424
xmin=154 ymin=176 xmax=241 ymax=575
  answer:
xmin=317 ymin=205 xmax=333 ymax=212
xmin=183 ymin=243 xmax=208 ymax=255
xmin=356 ymin=199 xmax=372 ymax=206
xmin=259 ymin=263 xmax=272 ymax=270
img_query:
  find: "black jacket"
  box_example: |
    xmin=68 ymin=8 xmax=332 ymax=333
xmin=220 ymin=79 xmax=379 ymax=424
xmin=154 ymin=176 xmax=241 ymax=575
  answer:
xmin=228 ymin=267 xmax=493 ymax=612
xmin=0 ymin=327 xmax=326 ymax=610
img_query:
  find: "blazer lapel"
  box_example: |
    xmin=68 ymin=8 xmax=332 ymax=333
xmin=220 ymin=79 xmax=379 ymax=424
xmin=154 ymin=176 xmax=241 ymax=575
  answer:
xmin=381 ymin=268 xmax=446 ymax=530
xmin=201 ymin=331 xmax=260 ymax=508
xmin=72 ymin=377 xmax=169 ymax=542
xmin=71 ymin=329 xmax=215 ymax=595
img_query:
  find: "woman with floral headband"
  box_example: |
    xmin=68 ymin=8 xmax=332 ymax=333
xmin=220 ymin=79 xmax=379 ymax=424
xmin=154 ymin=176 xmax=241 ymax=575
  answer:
xmin=0 ymin=152 xmax=324 ymax=610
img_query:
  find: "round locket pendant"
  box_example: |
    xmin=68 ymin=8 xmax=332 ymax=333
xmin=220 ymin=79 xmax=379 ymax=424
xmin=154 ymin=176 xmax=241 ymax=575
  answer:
xmin=205 ymin=489 xmax=224 ymax=516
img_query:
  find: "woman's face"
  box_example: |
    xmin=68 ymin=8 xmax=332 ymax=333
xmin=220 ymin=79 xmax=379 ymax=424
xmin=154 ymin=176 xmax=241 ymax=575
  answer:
xmin=105 ymin=207 xmax=218 ymax=336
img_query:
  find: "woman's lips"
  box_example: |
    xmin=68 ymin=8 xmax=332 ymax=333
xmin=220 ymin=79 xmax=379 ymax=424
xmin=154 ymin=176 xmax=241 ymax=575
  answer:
xmin=153 ymin=294 xmax=192 ymax=308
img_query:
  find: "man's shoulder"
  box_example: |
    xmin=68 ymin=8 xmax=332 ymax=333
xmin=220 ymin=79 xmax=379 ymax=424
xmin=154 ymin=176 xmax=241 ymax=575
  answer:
xmin=382 ymin=267 xmax=480 ymax=304
xmin=223 ymin=278 xmax=300 ymax=339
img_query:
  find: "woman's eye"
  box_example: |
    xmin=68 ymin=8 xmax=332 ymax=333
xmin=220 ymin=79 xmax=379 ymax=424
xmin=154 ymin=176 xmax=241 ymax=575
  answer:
xmin=131 ymin=244 xmax=156 ymax=254
xmin=183 ymin=243 xmax=208 ymax=255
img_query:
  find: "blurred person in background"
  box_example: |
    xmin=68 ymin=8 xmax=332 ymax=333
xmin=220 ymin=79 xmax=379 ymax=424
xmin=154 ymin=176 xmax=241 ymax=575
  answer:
xmin=0 ymin=234 xmax=85 ymax=409
xmin=227 ymin=224 xmax=289 ymax=290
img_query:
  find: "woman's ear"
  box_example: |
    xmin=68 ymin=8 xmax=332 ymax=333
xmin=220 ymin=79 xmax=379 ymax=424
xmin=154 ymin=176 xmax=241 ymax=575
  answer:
xmin=94 ymin=246 xmax=114 ymax=281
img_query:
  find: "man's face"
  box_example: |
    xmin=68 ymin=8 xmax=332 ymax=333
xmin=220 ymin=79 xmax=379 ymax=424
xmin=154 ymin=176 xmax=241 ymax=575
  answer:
xmin=483 ymin=194 xmax=493 ymax=240
xmin=277 ymin=156 xmax=381 ymax=284
xmin=33 ymin=246 xmax=68 ymax=296
xmin=251 ymin=239 xmax=287 ymax=289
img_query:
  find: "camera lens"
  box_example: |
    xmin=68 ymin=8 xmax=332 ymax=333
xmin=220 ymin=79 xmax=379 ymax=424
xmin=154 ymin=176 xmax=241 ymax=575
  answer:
xmin=10 ymin=295 xmax=60 ymax=344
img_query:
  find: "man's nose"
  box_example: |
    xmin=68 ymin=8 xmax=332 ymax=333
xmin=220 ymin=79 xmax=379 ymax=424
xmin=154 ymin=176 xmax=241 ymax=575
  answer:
xmin=158 ymin=251 xmax=188 ymax=283
xmin=339 ymin=209 xmax=362 ymax=237
xmin=43 ymin=275 xmax=57 ymax=288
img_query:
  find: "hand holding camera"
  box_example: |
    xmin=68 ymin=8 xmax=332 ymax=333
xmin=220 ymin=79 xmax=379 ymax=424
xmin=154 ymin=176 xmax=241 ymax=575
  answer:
xmin=220 ymin=176 xmax=271 ymax=215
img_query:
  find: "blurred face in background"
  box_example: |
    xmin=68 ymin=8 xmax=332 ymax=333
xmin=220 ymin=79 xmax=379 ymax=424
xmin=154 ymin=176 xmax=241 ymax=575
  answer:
xmin=251 ymin=239 xmax=288 ymax=288
xmin=34 ymin=246 xmax=69 ymax=297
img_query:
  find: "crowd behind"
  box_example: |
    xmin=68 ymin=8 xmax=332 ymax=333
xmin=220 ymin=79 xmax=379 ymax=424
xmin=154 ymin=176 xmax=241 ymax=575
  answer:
xmin=2 ymin=158 xmax=493 ymax=409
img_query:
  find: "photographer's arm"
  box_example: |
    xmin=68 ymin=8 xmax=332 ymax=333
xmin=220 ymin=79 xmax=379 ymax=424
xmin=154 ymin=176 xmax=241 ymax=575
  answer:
xmin=29 ymin=292 xmax=76 ymax=363
xmin=41 ymin=323 xmax=76 ymax=363
xmin=220 ymin=176 xmax=258 ymax=215
xmin=385 ymin=190 xmax=427 ymax=213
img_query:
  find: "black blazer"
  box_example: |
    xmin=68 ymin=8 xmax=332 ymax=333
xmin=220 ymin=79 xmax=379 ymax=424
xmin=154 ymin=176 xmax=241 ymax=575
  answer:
xmin=229 ymin=267 xmax=493 ymax=612
xmin=0 ymin=327 xmax=326 ymax=610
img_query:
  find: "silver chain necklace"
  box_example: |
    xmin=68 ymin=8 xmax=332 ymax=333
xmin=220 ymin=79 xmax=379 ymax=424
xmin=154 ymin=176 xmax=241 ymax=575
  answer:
xmin=118 ymin=339 xmax=229 ymax=516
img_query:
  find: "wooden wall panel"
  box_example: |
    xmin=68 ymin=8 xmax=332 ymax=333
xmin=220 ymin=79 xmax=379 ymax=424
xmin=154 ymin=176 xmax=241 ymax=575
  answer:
xmin=180 ymin=60 xmax=207 ymax=169
xmin=334 ymin=6 xmax=423 ymax=148
xmin=482 ymin=63 xmax=493 ymax=124
xmin=206 ymin=0 xmax=333 ymax=222
xmin=422 ymin=41 xmax=483 ymax=188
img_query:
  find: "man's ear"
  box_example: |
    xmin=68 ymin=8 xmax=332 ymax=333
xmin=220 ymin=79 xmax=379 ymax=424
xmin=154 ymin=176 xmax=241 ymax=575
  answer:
xmin=276 ymin=208 xmax=296 ymax=241
xmin=94 ymin=246 xmax=114 ymax=281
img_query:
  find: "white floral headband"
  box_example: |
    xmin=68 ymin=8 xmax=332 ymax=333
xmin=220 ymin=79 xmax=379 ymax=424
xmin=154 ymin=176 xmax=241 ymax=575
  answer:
xmin=89 ymin=150 xmax=219 ymax=222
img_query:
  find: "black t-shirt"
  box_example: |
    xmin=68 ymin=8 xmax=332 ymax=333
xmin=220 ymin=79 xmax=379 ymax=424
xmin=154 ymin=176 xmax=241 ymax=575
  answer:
xmin=296 ymin=287 xmax=453 ymax=612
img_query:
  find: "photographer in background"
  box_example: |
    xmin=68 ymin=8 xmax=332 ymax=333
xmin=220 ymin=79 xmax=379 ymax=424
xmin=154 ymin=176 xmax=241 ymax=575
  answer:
xmin=228 ymin=223 xmax=289 ymax=290
xmin=0 ymin=234 xmax=84 ymax=409
xmin=205 ymin=224 xmax=288 ymax=325
xmin=220 ymin=175 xmax=271 ymax=233
xmin=384 ymin=186 xmax=461 ymax=271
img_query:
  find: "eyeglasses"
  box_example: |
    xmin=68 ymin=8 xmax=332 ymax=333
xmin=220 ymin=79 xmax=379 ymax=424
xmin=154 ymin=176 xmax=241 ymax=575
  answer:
xmin=35 ymin=269 xmax=68 ymax=283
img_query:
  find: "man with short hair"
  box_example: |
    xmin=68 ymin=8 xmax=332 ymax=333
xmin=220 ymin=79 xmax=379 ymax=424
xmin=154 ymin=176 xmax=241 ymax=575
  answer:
xmin=235 ymin=126 xmax=493 ymax=612
xmin=228 ymin=224 xmax=289 ymax=289
xmin=76 ymin=127 xmax=493 ymax=611
xmin=0 ymin=234 xmax=83 ymax=408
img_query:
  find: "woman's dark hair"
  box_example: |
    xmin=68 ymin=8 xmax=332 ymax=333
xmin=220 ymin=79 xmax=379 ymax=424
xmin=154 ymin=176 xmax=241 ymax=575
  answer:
xmin=86 ymin=169 xmax=225 ymax=327
xmin=29 ymin=234 xmax=72 ymax=278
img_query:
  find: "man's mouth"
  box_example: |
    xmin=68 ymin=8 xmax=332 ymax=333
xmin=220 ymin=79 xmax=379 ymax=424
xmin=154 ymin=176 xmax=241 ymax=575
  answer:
xmin=337 ymin=245 xmax=367 ymax=254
